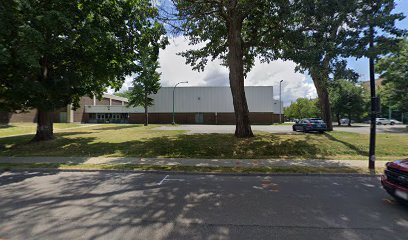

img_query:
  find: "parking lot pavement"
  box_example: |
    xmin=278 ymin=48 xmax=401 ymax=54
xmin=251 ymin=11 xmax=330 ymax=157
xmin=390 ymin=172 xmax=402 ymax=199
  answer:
xmin=156 ymin=124 xmax=407 ymax=134
xmin=0 ymin=171 xmax=407 ymax=240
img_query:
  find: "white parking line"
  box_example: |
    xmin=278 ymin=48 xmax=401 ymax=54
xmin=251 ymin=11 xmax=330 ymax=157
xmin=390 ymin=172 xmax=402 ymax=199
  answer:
xmin=158 ymin=175 xmax=169 ymax=185
xmin=157 ymin=175 xmax=184 ymax=185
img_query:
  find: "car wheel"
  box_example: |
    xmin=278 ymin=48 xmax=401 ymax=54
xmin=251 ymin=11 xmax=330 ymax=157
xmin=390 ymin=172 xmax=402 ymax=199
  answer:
xmin=390 ymin=122 xmax=395 ymax=125
xmin=376 ymin=122 xmax=381 ymax=125
xmin=303 ymin=127 xmax=308 ymax=133
xmin=292 ymin=126 xmax=296 ymax=132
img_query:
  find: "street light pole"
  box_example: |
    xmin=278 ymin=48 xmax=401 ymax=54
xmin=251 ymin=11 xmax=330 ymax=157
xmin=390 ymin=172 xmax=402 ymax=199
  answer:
xmin=172 ymin=81 xmax=188 ymax=125
xmin=279 ymin=80 xmax=283 ymax=124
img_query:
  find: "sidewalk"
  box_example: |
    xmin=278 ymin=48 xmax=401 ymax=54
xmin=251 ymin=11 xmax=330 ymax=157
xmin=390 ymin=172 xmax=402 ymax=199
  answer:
xmin=0 ymin=156 xmax=388 ymax=169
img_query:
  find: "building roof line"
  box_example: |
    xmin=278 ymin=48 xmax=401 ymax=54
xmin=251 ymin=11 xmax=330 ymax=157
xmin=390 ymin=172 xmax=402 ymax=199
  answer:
xmin=102 ymin=94 xmax=128 ymax=102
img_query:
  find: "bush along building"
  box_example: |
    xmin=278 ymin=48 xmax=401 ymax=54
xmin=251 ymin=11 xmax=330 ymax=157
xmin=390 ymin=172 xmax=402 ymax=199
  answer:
xmin=1 ymin=86 xmax=283 ymax=124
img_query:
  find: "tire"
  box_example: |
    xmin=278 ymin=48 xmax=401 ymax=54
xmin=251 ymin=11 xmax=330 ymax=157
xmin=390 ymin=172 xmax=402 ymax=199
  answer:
xmin=303 ymin=127 xmax=308 ymax=133
xmin=292 ymin=126 xmax=296 ymax=132
xmin=377 ymin=122 xmax=382 ymax=125
xmin=390 ymin=122 xmax=395 ymax=125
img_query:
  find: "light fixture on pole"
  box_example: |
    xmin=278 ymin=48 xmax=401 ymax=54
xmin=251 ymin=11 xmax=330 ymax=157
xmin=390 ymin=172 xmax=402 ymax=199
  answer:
xmin=172 ymin=81 xmax=188 ymax=125
xmin=279 ymin=80 xmax=284 ymax=124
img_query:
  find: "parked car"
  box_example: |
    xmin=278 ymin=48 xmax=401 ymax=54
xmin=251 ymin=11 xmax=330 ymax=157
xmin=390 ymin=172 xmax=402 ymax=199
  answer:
xmin=292 ymin=118 xmax=327 ymax=133
xmin=376 ymin=118 xmax=391 ymax=125
xmin=340 ymin=118 xmax=355 ymax=125
xmin=390 ymin=119 xmax=402 ymax=125
xmin=381 ymin=159 xmax=408 ymax=204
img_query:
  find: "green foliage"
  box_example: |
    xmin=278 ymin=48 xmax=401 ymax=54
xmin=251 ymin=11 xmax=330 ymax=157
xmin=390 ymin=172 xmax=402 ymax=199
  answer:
xmin=376 ymin=39 xmax=408 ymax=113
xmin=0 ymin=0 xmax=164 ymax=112
xmin=347 ymin=0 xmax=406 ymax=59
xmin=284 ymin=98 xmax=320 ymax=119
xmin=331 ymin=60 xmax=359 ymax=83
xmin=114 ymin=91 xmax=131 ymax=99
xmin=173 ymin=0 xmax=290 ymax=74
xmin=127 ymin=21 xmax=168 ymax=109
xmin=329 ymin=80 xmax=366 ymax=122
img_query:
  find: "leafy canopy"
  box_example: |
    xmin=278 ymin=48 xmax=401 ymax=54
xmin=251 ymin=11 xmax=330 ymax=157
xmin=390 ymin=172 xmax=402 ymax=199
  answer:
xmin=329 ymin=79 xmax=365 ymax=120
xmin=172 ymin=0 xmax=290 ymax=75
xmin=284 ymin=98 xmax=320 ymax=120
xmin=376 ymin=39 xmax=408 ymax=113
xmin=0 ymin=0 xmax=165 ymax=111
xmin=128 ymin=21 xmax=168 ymax=108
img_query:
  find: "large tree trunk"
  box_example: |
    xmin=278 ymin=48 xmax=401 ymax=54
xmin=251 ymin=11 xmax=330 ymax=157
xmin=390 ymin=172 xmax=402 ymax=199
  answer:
xmin=144 ymin=92 xmax=148 ymax=126
xmin=310 ymin=68 xmax=333 ymax=131
xmin=32 ymin=109 xmax=54 ymax=141
xmin=144 ymin=107 xmax=148 ymax=126
xmin=32 ymin=55 xmax=54 ymax=141
xmin=227 ymin=14 xmax=253 ymax=138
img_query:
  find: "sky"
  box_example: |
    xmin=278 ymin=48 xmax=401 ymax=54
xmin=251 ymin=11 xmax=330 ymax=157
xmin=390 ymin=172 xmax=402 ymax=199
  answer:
xmin=117 ymin=0 xmax=408 ymax=106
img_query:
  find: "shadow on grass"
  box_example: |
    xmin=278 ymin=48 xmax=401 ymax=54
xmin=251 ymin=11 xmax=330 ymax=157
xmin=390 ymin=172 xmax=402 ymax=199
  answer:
xmin=0 ymin=124 xmax=16 ymax=129
xmin=0 ymin=132 xmax=329 ymax=159
xmin=323 ymin=133 xmax=368 ymax=156
xmin=333 ymin=125 xmax=366 ymax=128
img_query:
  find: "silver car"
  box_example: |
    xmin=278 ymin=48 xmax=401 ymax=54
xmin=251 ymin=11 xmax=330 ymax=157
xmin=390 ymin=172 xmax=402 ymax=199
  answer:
xmin=376 ymin=118 xmax=391 ymax=125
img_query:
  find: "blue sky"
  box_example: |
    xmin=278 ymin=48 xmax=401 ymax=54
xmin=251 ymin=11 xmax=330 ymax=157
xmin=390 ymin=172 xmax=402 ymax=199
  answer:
xmin=347 ymin=0 xmax=408 ymax=81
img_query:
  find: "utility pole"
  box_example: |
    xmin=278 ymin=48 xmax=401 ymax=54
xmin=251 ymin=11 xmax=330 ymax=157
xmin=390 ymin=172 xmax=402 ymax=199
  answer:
xmin=279 ymin=80 xmax=283 ymax=124
xmin=368 ymin=22 xmax=376 ymax=170
xmin=172 ymin=81 xmax=188 ymax=125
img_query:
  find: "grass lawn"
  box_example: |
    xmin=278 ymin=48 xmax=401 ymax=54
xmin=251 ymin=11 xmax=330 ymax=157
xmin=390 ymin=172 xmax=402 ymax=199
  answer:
xmin=0 ymin=124 xmax=407 ymax=160
xmin=0 ymin=123 xmax=83 ymax=137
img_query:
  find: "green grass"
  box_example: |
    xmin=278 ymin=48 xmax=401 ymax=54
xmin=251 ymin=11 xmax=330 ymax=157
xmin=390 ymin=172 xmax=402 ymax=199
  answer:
xmin=0 ymin=124 xmax=407 ymax=160
xmin=0 ymin=163 xmax=383 ymax=174
xmin=0 ymin=123 xmax=83 ymax=137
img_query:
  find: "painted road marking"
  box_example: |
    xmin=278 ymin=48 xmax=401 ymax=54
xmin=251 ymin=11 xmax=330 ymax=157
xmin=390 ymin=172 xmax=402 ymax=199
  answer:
xmin=260 ymin=177 xmax=279 ymax=192
xmin=158 ymin=175 xmax=184 ymax=185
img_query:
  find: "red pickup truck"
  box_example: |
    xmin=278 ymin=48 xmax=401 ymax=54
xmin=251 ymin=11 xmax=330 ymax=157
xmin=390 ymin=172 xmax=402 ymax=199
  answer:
xmin=381 ymin=159 xmax=408 ymax=203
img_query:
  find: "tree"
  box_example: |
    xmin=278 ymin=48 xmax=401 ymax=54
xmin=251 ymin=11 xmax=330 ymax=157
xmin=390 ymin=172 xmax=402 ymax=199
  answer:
xmin=114 ymin=91 xmax=131 ymax=99
xmin=0 ymin=0 xmax=165 ymax=141
xmin=376 ymin=39 xmax=408 ymax=114
xmin=329 ymin=80 xmax=365 ymax=126
xmin=127 ymin=22 xmax=167 ymax=126
xmin=349 ymin=0 xmax=405 ymax=168
xmin=284 ymin=98 xmax=320 ymax=120
xmin=170 ymin=0 xmax=291 ymax=138
xmin=279 ymin=0 xmax=364 ymax=131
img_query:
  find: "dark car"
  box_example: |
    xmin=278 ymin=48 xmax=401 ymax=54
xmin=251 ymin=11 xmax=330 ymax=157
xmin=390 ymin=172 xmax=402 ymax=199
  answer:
xmin=292 ymin=118 xmax=327 ymax=133
xmin=381 ymin=159 xmax=408 ymax=203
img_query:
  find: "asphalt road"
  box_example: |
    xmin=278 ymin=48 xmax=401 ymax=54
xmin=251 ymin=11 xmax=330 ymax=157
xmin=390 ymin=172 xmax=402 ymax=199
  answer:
xmin=156 ymin=124 xmax=407 ymax=134
xmin=0 ymin=171 xmax=407 ymax=240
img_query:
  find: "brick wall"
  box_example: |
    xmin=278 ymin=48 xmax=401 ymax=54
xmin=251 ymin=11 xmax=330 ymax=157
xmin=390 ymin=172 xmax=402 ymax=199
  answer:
xmin=128 ymin=112 xmax=282 ymax=125
xmin=73 ymin=97 xmax=93 ymax=122
xmin=111 ymin=99 xmax=123 ymax=105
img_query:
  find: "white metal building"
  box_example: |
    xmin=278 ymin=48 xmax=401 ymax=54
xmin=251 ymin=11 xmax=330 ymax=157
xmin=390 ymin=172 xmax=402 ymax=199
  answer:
xmin=84 ymin=86 xmax=282 ymax=124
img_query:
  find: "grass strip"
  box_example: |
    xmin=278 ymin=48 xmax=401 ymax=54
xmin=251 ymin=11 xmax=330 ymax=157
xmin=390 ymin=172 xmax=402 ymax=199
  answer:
xmin=0 ymin=163 xmax=384 ymax=175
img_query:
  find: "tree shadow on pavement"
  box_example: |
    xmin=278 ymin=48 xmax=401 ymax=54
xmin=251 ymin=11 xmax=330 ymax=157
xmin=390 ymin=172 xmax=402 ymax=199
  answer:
xmin=0 ymin=171 xmax=407 ymax=239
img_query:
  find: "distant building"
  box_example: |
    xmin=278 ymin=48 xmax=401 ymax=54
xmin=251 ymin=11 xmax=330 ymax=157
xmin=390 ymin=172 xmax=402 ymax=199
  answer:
xmin=360 ymin=78 xmax=384 ymax=90
xmin=1 ymin=86 xmax=283 ymax=124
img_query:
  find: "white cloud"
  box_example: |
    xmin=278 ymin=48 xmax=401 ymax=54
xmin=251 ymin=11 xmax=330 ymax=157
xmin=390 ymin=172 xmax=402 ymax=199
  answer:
xmin=116 ymin=36 xmax=317 ymax=106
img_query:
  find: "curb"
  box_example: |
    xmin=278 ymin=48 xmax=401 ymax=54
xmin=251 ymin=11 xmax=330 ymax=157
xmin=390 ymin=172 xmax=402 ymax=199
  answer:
xmin=0 ymin=167 xmax=383 ymax=177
